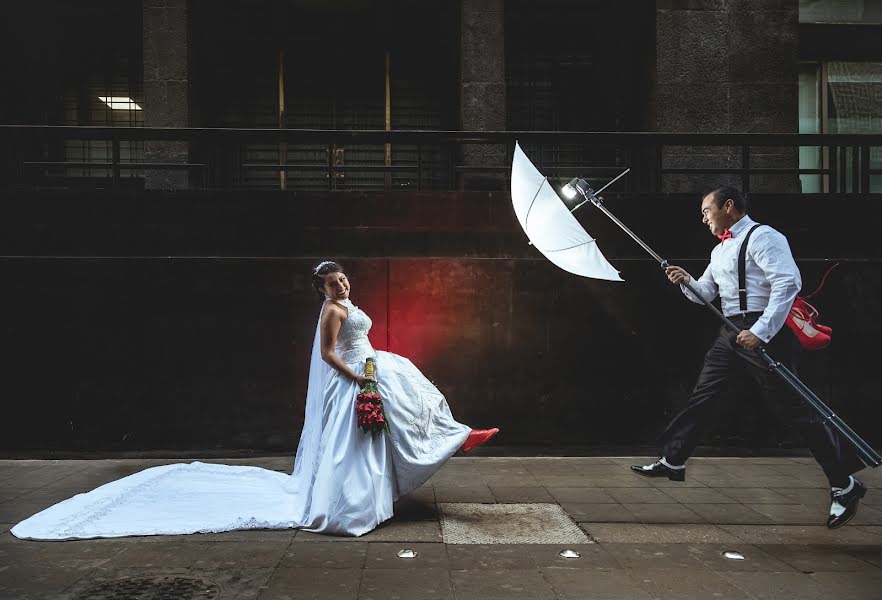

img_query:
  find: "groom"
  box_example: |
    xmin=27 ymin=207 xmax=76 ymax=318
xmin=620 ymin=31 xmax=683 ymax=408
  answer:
xmin=630 ymin=186 xmax=867 ymax=529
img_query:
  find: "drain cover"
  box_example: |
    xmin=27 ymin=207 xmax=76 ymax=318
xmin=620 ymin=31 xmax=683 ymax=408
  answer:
xmin=439 ymin=503 xmax=592 ymax=544
xmin=73 ymin=576 xmax=221 ymax=600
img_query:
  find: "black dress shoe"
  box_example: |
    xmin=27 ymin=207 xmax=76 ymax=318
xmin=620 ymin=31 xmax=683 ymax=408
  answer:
xmin=827 ymin=478 xmax=867 ymax=529
xmin=630 ymin=460 xmax=686 ymax=482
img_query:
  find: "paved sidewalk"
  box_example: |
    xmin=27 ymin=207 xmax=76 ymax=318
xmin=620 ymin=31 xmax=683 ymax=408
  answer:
xmin=1 ymin=456 xmax=881 ymax=599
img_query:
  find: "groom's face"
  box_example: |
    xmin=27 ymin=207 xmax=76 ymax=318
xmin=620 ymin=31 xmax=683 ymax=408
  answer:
xmin=322 ymin=272 xmax=350 ymax=301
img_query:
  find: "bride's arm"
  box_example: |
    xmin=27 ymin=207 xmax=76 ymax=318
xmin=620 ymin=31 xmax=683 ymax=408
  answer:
xmin=320 ymin=303 xmax=371 ymax=385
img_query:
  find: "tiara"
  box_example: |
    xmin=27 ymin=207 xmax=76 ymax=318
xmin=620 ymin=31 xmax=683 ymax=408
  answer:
xmin=313 ymin=261 xmax=334 ymax=274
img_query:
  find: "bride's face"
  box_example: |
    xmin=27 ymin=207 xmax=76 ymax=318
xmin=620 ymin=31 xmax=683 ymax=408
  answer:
xmin=321 ymin=271 xmax=350 ymax=301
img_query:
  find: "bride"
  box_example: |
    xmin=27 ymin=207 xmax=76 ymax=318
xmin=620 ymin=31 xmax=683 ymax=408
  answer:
xmin=11 ymin=261 xmax=499 ymax=539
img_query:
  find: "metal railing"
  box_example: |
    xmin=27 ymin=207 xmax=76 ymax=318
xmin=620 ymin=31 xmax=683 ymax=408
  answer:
xmin=1 ymin=125 xmax=881 ymax=193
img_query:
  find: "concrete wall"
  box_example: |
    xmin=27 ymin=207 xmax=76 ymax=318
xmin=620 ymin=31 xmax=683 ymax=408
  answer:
xmin=0 ymin=190 xmax=879 ymax=455
xmin=459 ymin=0 xmax=506 ymax=189
xmin=655 ymin=0 xmax=800 ymax=192
xmin=143 ymin=0 xmax=190 ymax=189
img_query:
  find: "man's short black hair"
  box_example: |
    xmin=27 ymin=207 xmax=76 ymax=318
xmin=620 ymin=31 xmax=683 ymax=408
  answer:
xmin=703 ymin=185 xmax=748 ymax=213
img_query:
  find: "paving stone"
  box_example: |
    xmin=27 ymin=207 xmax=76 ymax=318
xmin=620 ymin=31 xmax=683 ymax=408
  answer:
xmin=623 ymin=503 xmax=707 ymax=524
xmin=590 ymin=475 xmax=655 ymax=488
xmin=540 ymin=566 xmax=653 ymax=600
xmin=361 ymin=520 xmax=443 ymax=543
xmin=719 ymin=571 xmax=830 ymax=599
xmin=533 ymin=475 xmax=603 ymax=488
xmin=646 ymin=477 xmax=710 ymax=488
xmin=471 ymin=459 xmax=531 ymax=475
xmin=629 ymin=568 xmax=754 ymax=599
xmin=364 ymin=542 xmax=449 ymax=569
xmin=360 ymin=567 xmax=453 ymax=600
xmin=603 ymin=488 xmax=676 ymax=504
xmin=661 ymin=487 xmax=739 ymax=504
xmin=746 ymin=503 xmax=824 ymax=525
xmin=279 ymin=541 xmax=367 ymax=569
xmin=67 ymin=566 xmax=273 ymax=600
xmin=720 ymin=525 xmax=882 ymax=545
xmin=391 ymin=496 xmax=438 ymax=521
xmin=105 ymin=541 xmax=282 ymax=569
xmin=450 ymin=569 xmax=555 ymax=600
xmin=0 ymin=500 xmax=63 ymax=523
xmin=686 ymin=543 xmax=797 ymax=572
xmin=0 ymin=488 xmax=29 ymax=503
xmin=0 ymin=536 xmax=129 ymax=569
xmin=399 ymin=487 xmax=435 ymax=504
xmin=684 ymin=503 xmax=774 ymax=525
xmin=0 ymin=563 xmax=98 ymax=599
xmin=260 ymin=567 xmax=362 ymax=600
xmin=447 ymin=544 xmax=535 ymax=570
xmin=603 ymin=543 xmax=708 ymax=570
xmin=546 ymin=487 xmax=617 ymax=504
xmin=757 ymin=544 xmax=881 ymax=573
xmin=718 ymin=487 xmax=800 ymax=504
xmin=558 ymin=503 xmax=638 ymax=523
xmin=585 ymin=523 xmax=742 ymax=544
xmin=489 ymin=486 xmax=554 ymax=503
xmin=851 ymin=505 xmax=882 ymax=526
xmin=842 ymin=545 xmax=882 ymax=569
xmin=767 ymin=487 xmax=830 ymax=509
xmin=856 ymin=526 xmax=882 ymax=539
xmin=808 ymin=570 xmax=882 ymax=599
xmin=524 ymin=543 xmax=621 ymax=570
xmin=480 ymin=474 xmax=541 ymax=487
xmin=433 ymin=485 xmax=495 ymax=503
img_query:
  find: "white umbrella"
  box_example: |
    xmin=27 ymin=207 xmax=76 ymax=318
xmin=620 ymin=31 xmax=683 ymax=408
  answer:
xmin=510 ymin=142 xmax=623 ymax=281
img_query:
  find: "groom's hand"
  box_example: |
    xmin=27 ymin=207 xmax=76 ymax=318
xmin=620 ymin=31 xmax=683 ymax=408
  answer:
xmin=665 ymin=266 xmax=691 ymax=285
xmin=736 ymin=330 xmax=761 ymax=350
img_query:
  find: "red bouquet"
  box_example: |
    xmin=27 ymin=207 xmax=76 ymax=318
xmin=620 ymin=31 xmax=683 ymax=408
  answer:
xmin=356 ymin=357 xmax=390 ymax=436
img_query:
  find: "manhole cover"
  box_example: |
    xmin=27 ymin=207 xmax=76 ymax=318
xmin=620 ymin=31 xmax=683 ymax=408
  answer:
xmin=73 ymin=576 xmax=221 ymax=600
xmin=439 ymin=503 xmax=592 ymax=544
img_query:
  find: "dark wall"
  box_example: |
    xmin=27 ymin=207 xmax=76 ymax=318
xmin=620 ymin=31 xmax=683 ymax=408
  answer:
xmin=1 ymin=190 xmax=880 ymax=454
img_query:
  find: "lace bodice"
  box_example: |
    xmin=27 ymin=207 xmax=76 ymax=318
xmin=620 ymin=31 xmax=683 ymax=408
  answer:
xmin=334 ymin=299 xmax=374 ymax=364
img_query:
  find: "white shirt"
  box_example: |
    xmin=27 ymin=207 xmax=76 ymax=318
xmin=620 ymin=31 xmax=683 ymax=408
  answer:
xmin=681 ymin=215 xmax=802 ymax=343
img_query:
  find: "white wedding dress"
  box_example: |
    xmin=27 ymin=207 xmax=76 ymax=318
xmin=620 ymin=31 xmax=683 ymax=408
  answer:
xmin=11 ymin=298 xmax=470 ymax=540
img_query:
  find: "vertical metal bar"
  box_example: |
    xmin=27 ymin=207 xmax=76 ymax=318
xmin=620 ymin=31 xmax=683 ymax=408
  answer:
xmin=861 ymin=144 xmax=871 ymax=194
xmin=654 ymin=142 xmax=663 ymax=193
xmin=839 ymin=145 xmax=847 ymax=193
xmin=328 ymin=144 xmax=334 ymax=191
xmin=384 ymin=50 xmax=392 ymax=191
xmin=851 ymin=146 xmax=861 ymax=194
xmin=112 ymin=136 xmax=121 ymax=191
xmin=830 ymin=146 xmax=838 ymax=193
xmin=820 ymin=62 xmax=830 ymax=193
xmin=278 ymin=48 xmax=287 ymax=191
xmin=742 ymin=145 xmax=750 ymax=192
xmin=416 ymin=144 xmax=422 ymax=192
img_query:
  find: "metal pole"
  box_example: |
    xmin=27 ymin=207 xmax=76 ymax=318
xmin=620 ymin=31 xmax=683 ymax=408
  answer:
xmin=574 ymin=182 xmax=881 ymax=469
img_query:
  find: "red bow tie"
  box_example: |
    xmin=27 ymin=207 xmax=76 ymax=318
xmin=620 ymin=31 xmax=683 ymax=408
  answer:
xmin=717 ymin=228 xmax=732 ymax=243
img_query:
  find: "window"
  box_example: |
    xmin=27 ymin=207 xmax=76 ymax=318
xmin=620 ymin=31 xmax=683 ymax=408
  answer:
xmin=800 ymin=0 xmax=882 ymax=24
xmin=798 ymin=61 xmax=882 ymax=192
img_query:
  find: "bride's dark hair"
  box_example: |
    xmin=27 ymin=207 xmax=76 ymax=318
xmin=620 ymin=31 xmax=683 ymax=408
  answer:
xmin=311 ymin=261 xmax=344 ymax=301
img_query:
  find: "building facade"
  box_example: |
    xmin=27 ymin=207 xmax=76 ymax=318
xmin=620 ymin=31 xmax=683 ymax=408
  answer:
xmin=1 ymin=0 xmax=880 ymax=454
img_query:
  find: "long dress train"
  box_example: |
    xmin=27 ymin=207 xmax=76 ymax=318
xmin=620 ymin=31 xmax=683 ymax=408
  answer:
xmin=11 ymin=298 xmax=470 ymax=539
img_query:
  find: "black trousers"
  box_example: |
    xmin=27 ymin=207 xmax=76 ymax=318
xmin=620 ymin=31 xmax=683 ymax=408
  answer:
xmin=658 ymin=313 xmax=864 ymax=486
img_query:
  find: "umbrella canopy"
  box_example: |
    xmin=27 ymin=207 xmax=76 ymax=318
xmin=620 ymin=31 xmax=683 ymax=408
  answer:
xmin=510 ymin=143 xmax=623 ymax=281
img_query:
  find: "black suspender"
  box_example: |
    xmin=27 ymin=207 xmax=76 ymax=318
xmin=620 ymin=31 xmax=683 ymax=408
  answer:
xmin=737 ymin=224 xmax=763 ymax=311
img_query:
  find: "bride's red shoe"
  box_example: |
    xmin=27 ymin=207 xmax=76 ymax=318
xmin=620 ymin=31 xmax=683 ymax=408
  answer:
xmin=462 ymin=428 xmax=499 ymax=453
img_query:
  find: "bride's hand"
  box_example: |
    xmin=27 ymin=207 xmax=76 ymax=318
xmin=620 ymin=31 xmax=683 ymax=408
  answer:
xmin=355 ymin=374 xmax=376 ymax=386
